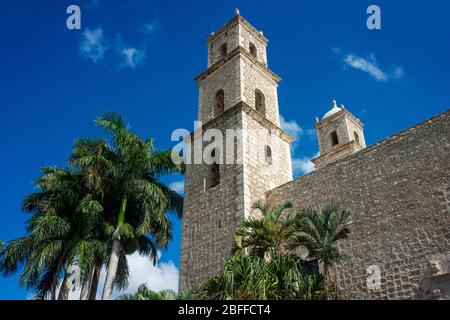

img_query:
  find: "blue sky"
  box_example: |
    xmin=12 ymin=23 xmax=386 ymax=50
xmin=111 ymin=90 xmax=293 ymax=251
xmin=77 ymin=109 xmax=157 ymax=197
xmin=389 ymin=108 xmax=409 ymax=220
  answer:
xmin=0 ymin=0 xmax=449 ymax=299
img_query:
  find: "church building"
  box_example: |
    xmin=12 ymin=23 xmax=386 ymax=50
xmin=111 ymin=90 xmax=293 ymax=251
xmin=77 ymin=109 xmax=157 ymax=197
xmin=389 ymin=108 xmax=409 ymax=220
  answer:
xmin=179 ymin=11 xmax=450 ymax=299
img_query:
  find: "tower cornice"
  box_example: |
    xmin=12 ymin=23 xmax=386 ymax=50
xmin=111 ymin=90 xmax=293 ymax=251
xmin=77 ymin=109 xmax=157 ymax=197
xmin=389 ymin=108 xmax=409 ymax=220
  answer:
xmin=315 ymin=108 xmax=364 ymax=129
xmin=195 ymin=46 xmax=281 ymax=84
xmin=188 ymin=101 xmax=294 ymax=144
xmin=206 ymin=14 xmax=268 ymax=46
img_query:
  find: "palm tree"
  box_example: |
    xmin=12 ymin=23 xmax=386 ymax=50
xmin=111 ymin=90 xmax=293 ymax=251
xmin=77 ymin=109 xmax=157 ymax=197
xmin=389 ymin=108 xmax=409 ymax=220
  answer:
xmin=70 ymin=113 xmax=183 ymax=300
xmin=234 ymin=201 xmax=293 ymax=259
xmin=117 ymin=284 xmax=194 ymax=300
xmin=0 ymin=167 xmax=109 ymax=300
xmin=200 ymin=253 xmax=323 ymax=300
xmin=288 ymin=204 xmax=351 ymax=298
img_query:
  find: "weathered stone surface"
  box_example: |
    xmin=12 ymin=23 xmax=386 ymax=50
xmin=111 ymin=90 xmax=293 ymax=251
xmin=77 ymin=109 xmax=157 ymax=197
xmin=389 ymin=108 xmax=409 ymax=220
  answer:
xmin=267 ymin=110 xmax=450 ymax=299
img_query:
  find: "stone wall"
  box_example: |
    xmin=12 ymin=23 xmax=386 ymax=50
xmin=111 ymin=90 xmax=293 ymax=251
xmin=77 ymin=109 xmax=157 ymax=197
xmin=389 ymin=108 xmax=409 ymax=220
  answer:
xmin=179 ymin=102 xmax=294 ymax=291
xmin=197 ymin=54 xmax=241 ymax=123
xmin=240 ymin=56 xmax=280 ymax=126
xmin=238 ymin=22 xmax=268 ymax=66
xmin=266 ymin=110 xmax=450 ymax=299
xmin=207 ymin=22 xmax=240 ymax=67
xmin=179 ymin=106 xmax=245 ymax=291
xmin=242 ymin=108 xmax=292 ymax=219
xmin=344 ymin=114 xmax=366 ymax=147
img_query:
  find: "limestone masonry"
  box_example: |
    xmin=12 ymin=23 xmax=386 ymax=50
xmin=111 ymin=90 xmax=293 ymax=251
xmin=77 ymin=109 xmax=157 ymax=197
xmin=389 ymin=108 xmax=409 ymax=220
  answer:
xmin=179 ymin=12 xmax=450 ymax=299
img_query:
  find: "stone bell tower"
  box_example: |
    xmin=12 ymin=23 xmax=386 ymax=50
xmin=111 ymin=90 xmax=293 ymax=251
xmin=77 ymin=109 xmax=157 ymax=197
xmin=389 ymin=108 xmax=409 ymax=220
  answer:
xmin=179 ymin=10 xmax=294 ymax=290
xmin=312 ymin=100 xmax=366 ymax=169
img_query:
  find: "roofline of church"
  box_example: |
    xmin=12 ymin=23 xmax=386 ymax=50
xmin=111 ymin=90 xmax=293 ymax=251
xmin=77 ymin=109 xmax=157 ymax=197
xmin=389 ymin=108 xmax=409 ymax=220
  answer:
xmin=194 ymin=46 xmax=281 ymax=84
xmin=206 ymin=13 xmax=269 ymax=45
xmin=271 ymin=108 xmax=450 ymax=191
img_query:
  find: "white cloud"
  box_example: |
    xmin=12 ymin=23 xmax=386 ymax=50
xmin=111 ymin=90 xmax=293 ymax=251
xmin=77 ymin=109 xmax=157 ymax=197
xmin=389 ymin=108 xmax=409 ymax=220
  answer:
xmin=336 ymin=49 xmax=403 ymax=82
xmin=141 ymin=21 xmax=158 ymax=35
xmin=331 ymin=46 xmax=342 ymax=54
xmin=305 ymin=128 xmax=316 ymax=138
xmin=280 ymin=115 xmax=316 ymax=151
xmin=79 ymin=27 xmax=108 ymax=62
xmin=393 ymin=66 xmax=404 ymax=78
xmin=79 ymin=28 xmax=149 ymax=70
xmin=120 ymin=252 xmax=179 ymax=296
xmin=343 ymin=54 xmax=388 ymax=81
xmin=66 ymin=252 xmax=179 ymax=300
xmin=120 ymin=47 xmax=146 ymax=69
xmin=169 ymin=180 xmax=185 ymax=195
xmin=280 ymin=116 xmax=318 ymax=177
xmin=280 ymin=115 xmax=304 ymax=140
xmin=292 ymin=152 xmax=320 ymax=177
xmin=115 ymin=35 xmax=146 ymax=69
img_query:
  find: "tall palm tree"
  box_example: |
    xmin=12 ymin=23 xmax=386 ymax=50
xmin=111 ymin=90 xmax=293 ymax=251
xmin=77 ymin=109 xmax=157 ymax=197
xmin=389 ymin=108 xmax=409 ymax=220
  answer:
xmin=70 ymin=113 xmax=183 ymax=300
xmin=288 ymin=204 xmax=351 ymax=298
xmin=234 ymin=201 xmax=293 ymax=259
xmin=0 ymin=167 xmax=108 ymax=300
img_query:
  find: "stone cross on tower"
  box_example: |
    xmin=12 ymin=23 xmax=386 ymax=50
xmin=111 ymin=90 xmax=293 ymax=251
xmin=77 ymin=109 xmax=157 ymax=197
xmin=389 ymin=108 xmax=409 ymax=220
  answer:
xmin=179 ymin=13 xmax=294 ymax=290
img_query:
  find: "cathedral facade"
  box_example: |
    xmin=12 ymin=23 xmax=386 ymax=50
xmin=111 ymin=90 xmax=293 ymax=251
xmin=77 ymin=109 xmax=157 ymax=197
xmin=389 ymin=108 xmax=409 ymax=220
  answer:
xmin=179 ymin=12 xmax=450 ymax=299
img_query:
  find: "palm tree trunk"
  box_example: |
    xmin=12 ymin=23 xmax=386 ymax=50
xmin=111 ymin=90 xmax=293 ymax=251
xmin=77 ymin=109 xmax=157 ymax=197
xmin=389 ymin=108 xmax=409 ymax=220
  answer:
xmin=88 ymin=261 xmax=102 ymax=300
xmin=51 ymin=253 xmax=66 ymax=300
xmin=323 ymin=264 xmax=328 ymax=300
xmin=58 ymin=265 xmax=71 ymax=300
xmin=102 ymin=195 xmax=127 ymax=300
xmin=79 ymin=268 xmax=94 ymax=300
xmin=101 ymin=238 xmax=122 ymax=300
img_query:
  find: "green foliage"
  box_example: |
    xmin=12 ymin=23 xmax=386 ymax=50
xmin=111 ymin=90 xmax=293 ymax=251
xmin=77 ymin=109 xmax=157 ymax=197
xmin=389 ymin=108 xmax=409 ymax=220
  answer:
xmin=234 ymin=201 xmax=293 ymax=259
xmin=117 ymin=283 xmax=195 ymax=300
xmin=288 ymin=204 xmax=351 ymax=263
xmin=287 ymin=204 xmax=351 ymax=298
xmin=0 ymin=112 xmax=184 ymax=299
xmin=0 ymin=167 xmax=111 ymax=299
xmin=201 ymin=201 xmax=351 ymax=300
xmin=200 ymin=254 xmax=324 ymax=300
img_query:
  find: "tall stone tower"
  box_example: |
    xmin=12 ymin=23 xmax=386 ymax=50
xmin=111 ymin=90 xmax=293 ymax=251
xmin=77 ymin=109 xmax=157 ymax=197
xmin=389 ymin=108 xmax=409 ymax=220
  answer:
xmin=312 ymin=100 xmax=366 ymax=169
xmin=179 ymin=10 xmax=294 ymax=290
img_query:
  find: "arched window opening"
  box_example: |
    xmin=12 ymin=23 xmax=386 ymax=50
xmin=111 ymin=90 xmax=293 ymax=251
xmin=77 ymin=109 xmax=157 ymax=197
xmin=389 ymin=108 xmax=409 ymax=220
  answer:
xmin=331 ymin=131 xmax=339 ymax=147
xmin=255 ymin=89 xmax=266 ymax=115
xmin=215 ymin=89 xmax=225 ymax=116
xmin=220 ymin=43 xmax=227 ymax=57
xmin=249 ymin=42 xmax=257 ymax=58
xmin=265 ymin=145 xmax=272 ymax=165
xmin=354 ymin=131 xmax=360 ymax=144
xmin=209 ymin=148 xmax=220 ymax=188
